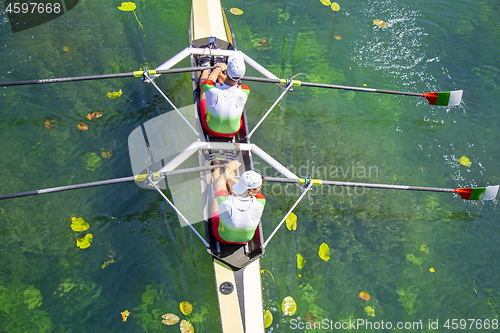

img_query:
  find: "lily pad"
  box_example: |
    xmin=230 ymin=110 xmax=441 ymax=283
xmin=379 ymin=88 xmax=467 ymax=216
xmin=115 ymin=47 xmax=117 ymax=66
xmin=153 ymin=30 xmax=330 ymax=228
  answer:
xmin=318 ymin=242 xmax=330 ymax=261
xmin=264 ymin=309 xmax=273 ymax=328
xmin=180 ymin=301 xmax=193 ymax=315
xmin=373 ymin=19 xmax=387 ymax=28
xmin=77 ymin=123 xmax=88 ymax=130
xmin=457 ymin=156 xmax=472 ymax=167
xmin=121 ymin=310 xmax=131 ymax=321
xmin=365 ymin=306 xmax=375 ymax=316
xmin=161 ymin=313 xmax=179 ymax=325
xmin=76 ymin=233 xmax=93 ymax=249
xmin=71 ymin=217 xmax=89 ymax=232
xmin=180 ymin=319 xmax=194 ymax=333
xmin=107 ymin=89 xmax=122 ymax=99
xmin=87 ymin=112 xmax=102 ymax=120
xmin=282 ymin=296 xmax=297 ymax=316
xmin=359 ymin=291 xmax=370 ymax=300
xmin=230 ymin=8 xmax=243 ymax=15
xmin=118 ymin=2 xmax=136 ymax=11
xmin=297 ymin=253 xmax=305 ymax=269
xmin=286 ymin=213 xmax=297 ymax=230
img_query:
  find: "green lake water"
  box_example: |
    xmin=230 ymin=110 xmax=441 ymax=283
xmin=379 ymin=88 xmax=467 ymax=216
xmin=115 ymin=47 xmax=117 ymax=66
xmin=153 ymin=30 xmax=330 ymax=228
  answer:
xmin=1 ymin=0 xmax=499 ymax=332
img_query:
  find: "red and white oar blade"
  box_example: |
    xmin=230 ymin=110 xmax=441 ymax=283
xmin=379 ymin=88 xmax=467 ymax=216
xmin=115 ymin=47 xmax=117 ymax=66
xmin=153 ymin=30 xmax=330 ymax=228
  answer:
xmin=423 ymin=90 xmax=463 ymax=106
xmin=455 ymin=185 xmax=499 ymax=201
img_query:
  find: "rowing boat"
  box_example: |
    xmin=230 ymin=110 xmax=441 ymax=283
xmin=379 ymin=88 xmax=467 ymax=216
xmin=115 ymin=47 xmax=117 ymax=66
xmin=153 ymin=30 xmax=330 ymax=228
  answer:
xmin=190 ymin=0 xmax=265 ymax=331
xmin=155 ymin=1 xmax=300 ymax=331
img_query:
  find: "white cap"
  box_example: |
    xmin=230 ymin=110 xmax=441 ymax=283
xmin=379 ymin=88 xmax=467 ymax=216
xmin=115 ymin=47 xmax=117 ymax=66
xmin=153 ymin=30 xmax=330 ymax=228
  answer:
xmin=226 ymin=51 xmax=246 ymax=80
xmin=232 ymin=170 xmax=262 ymax=195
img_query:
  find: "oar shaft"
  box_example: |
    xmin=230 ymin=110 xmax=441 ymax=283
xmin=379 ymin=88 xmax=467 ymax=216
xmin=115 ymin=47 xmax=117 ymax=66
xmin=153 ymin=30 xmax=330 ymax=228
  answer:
xmin=321 ymin=180 xmax=454 ymax=193
xmin=0 ymin=66 xmax=210 ymax=87
xmin=0 ymin=164 xmax=222 ymax=200
xmin=241 ymin=76 xmax=423 ymax=97
xmin=0 ymin=176 xmax=136 ymax=200
xmin=262 ymin=177 xmax=455 ymax=193
xmin=298 ymin=81 xmax=423 ymax=97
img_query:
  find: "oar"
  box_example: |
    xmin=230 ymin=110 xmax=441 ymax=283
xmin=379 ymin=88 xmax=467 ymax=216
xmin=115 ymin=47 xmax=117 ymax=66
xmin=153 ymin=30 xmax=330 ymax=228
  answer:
xmin=263 ymin=177 xmax=499 ymax=201
xmin=0 ymin=164 xmax=223 ymax=200
xmin=0 ymin=66 xmax=211 ymax=87
xmin=242 ymin=76 xmax=463 ymax=107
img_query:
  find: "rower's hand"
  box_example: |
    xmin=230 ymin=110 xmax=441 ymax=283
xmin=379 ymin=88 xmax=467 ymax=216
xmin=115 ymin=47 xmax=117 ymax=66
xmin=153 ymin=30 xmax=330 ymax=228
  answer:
xmin=226 ymin=160 xmax=241 ymax=173
xmin=215 ymin=62 xmax=227 ymax=71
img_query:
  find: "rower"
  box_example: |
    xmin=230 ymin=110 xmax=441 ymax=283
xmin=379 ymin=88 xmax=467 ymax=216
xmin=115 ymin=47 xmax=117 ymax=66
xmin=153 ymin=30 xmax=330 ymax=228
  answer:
xmin=198 ymin=51 xmax=250 ymax=137
xmin=211 ymin=160 xmax=266 ymax=244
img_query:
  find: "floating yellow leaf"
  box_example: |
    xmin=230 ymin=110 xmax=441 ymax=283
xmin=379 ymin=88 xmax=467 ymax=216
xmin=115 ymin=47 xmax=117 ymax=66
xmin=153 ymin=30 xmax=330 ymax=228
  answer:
xmin=63 ymin=46 xmax=71 ymax=52
xmin=264 ymin=309 xmax=273 ymax=328
xmin=286 ymin=213 xmax=297 ymax=230
xmin=320 ymin=0 xmax=332 ymax=5
xmin=76 ymin=233 xmax=93 ymax=249
xmin=102 ymin=151 xmax=112 ymax=159
xmin=101 ymin=260 xmax=116 ymax=269
xmin=365 ymin=306 xmax=375 ymax=316
xmin=457 ymin=156 xmax=471 ymax=167
xmin=118 ymin=2 xmax=144 ymax=34
xmin=331 ymin=2 xmax=340 ymax=11
xmin=297 ymin=253 xmax=305 ymax=269
xmin=180 ymin=301 xmax=193 ymax=316
xmin=373 ymin=19 xmax=387 ymax=28
xmin=44 ymin=120 xmax=56 ymax=130
xmin=87 ymin=112 xmax=102 ymax=120
xmin=318 ymin=242 xmax=330 ymax=261
xmin=71 ymin=217 xmax=89 ymax=232
xmin=282 ymin=296 xmax=297 ymax=316
xmin=230 ymin=8 xmax=243 ymax=15
xmin=429 ymin=267 xmax=435 ymax=273
xmin=180 ymin=320 xmax=194 ymax=333
xmin=359 ymin=291 xmax=371 ymax=300
xmin=118 ymin=2 xmax=136 ymax=11
xmin=78 ymin=123 xmax=88 ymax=130
xmin=121 ymin=309 xmax=131 ymax=321
xmin=333 ymin=35 xmax=342 ymax=40
xmin=107 ymin=89 xmax=122 ymax=99
xmin=306 ymin=312 xmax=317 ymax=322
xmin=161 ymin=313 xmax=180 ymax=325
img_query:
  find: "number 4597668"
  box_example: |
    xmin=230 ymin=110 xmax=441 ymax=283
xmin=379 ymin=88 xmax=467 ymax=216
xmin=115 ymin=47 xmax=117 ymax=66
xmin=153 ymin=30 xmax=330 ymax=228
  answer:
xmin=444 ymin=319 xmax=498 ymax=330
xmin=5 ymin=2 xmax=62 ymax=14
